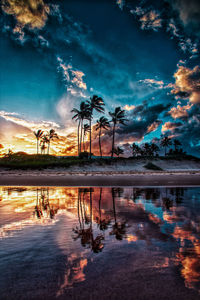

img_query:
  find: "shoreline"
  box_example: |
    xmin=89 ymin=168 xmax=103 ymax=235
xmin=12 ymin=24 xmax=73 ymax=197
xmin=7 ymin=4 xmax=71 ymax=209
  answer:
xmin=0 ymin=170 xmax=200 ymax=186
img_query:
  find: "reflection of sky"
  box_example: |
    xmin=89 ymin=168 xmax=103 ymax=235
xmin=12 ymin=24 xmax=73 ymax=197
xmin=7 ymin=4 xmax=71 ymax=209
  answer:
xmin=0 ymin=186 xmax=200 ymax=297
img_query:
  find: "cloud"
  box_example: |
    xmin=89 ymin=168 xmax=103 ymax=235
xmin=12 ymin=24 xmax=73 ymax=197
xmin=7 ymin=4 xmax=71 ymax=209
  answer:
xmin=132 ymin=7 xmax=162 ymax=31
xmin=139 ymin=78 xmax=165 ymax=89
xmin=162 ymin=121 xmax=183 ymax=132
xmin=147 ymin=120 xmax=162 ymax=133
xmin=116 ymin=0 xmax=125 ymax=10
xmin=168 ymin=104 xmax=192 ymax=119
xmin=1 ymin=0 xmax=50 ymax=30
xmin=57 ymin=57 xmax=87 ymax=95
xmin=171 ymin=65 xmax=200 ymax=104
xmin=123 ymin=104 xmax=135 ymax=111
xmin=171 ymin=0 xmax=200 ymax=37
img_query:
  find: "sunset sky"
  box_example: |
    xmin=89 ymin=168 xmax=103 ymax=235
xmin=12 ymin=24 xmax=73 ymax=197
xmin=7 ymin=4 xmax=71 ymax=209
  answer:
xmin=0 ymin=0 xmax=200 ymax=156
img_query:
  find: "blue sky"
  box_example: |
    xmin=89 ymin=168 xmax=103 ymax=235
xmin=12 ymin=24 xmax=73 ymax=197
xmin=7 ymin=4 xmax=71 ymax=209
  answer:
xmin=0 ymin=0 xmax=200 ymax=156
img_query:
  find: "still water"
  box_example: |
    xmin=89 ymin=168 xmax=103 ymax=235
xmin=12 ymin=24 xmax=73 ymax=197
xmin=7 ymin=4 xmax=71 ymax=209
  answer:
xmin=0 ymin=186 xmax=200 ymax=300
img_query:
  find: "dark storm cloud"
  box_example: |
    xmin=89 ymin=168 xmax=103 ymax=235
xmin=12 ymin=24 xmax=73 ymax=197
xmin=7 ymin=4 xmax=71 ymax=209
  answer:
xmin=171 ymin=0 xmax=200 ymax=36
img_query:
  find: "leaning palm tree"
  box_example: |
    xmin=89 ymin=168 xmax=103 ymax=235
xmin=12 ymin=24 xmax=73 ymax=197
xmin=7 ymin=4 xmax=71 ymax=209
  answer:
xmin=95 ymin=117 xmax=110 ymax=157
xmin=160 ymin=136 xmax=172 ymax=156
xmin=83 ymin=123 xmax=90 ymax=152
xmin=71 ymin=102 xmax=90 ymax=155
xmin=113 ymin=146 xmax=124 ymax=157
xmin=47 ymin=129 xmax=58 ymax=154
xmin=34 ymin=130 xmax=43 ymax=154
xmin=109 ymin=107 xmax=127 ymax=158
xmin=87 ymin=95 xmax=105 ymax=159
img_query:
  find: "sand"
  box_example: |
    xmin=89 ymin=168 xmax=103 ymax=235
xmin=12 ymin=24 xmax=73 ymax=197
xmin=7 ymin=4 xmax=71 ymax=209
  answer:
xmin=0 ymin=170 xmax=200 ymax=186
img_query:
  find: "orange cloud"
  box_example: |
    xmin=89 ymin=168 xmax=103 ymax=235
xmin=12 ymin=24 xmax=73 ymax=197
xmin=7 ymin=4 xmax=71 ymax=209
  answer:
xmin=161 ymin=121 xmax=182 ymax=133
xmin=168 ymin=104 xmax=192 ymax=119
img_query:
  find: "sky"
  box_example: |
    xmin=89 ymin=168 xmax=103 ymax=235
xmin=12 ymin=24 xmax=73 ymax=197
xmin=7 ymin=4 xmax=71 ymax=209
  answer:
xmin=0 ymin=0 xmax=200 ymax=156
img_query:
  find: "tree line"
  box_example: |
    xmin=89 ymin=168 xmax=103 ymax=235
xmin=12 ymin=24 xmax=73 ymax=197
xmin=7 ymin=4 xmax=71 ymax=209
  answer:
xmin=33 ymin=94 xmax=183 ymax=157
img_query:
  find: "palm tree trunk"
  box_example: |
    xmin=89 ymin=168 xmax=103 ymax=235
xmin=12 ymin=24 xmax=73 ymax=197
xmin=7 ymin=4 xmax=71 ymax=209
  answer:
xmin=111 ymin=124 xmax=116 ymax=158
xmin=48 ymin=141 xmax=50 ymax=155
xmin=83 ymin=131 xmax=85 ymax=152
xmin=89 ymin=118 xmax=92 ymax=159
xmin=165 ymin=146 xmax=166 ymax=156
xmin=77 ymin=120 xmax=80 ymax=156
xmin=37 ymin=138 xmax=39 ymax=154
xmin=112 ymin=188 xmax=117 ymax=224
xmin=80 ymin=120 xmax=83 ymax=153
xmin=99 ymin=128 xmax=102 ymax=158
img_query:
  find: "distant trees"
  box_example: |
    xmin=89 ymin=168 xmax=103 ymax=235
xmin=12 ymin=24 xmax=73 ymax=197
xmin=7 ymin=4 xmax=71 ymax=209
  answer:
xmin=160 ymin=137 xmax=172 ymax=156
xmin=109 ymin=107 xmax=127 ymax=158
xmin=113 ymin=146 xmax=124 ymax=157
xmin=33 ymin=129 xmax=58 ymax=155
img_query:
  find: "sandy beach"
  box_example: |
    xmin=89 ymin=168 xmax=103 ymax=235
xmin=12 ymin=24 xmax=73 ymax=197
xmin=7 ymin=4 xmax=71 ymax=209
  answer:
xmin=0 ymin=170 xmax=200 ymax=186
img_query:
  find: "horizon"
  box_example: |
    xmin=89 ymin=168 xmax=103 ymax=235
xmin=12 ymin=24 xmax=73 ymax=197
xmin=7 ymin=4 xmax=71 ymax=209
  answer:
xmin=0 ymin=0 xmax=200 ymax=157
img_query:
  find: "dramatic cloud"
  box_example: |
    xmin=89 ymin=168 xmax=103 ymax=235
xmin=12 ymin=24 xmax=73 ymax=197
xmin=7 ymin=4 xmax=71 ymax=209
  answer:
xmin=139 ymin=78 xmax=164 ymax=89
xmin=116 ymin=0 xmax=125 ymax=10
xmin=123 ymin=104 xmax=135 ymax=111
xmin=57 ymin=57 xmax=87 ymax=95
xmin=162 ymin=121 xmax=183 ymax=132
xmin=147 ymin=120 xmax=162 ymax=133
xmin=168 ymin=104 xmax=192 ymax=119
xmin=1 ymin=0 xmax=50 ymax=29
xmin=171 ymin=0 xmax=200 ymax=36
xmin=171 ymin=65 xmax=200 ymax=104
xmin=132 ymin=7 xmax=162 ymax=31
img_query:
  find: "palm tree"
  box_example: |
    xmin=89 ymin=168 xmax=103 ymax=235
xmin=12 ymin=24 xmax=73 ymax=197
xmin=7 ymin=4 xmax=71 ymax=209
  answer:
xmin=83 ymin=123 xmax=90 ymax=152
xmin=71 ymin=102 xmax=90 ymax=155
xmin=109 ymin=107 xmax=127 ymax=158
xmin=95 ymin=116 xmax=110 ymax=157
xmin=130 ymin=143 xmax=141 ymax=157
xmin=34 ymin=130 xmax=43 ymax=154
xmin=150 ymin=143 xmax=160 ymax=157
xmin=40 ymin=135 xmax=49 ymax=154
xmin=113 ymin=146 xmax=124 ymax=157
xmin=160 ymin=136 xmax=172 ymax=156
xmin=47 ymin=129 xmax=58 ymax=154
xmin=87 ymin=95 xmax=105 ymax=159
xmin=173 ymin=139 xmax=181 ymax=152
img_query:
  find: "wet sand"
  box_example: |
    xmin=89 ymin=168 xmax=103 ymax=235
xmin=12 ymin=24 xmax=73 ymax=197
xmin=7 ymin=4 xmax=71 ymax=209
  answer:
xmin=0 ymin=171 xmax=200 ymax=186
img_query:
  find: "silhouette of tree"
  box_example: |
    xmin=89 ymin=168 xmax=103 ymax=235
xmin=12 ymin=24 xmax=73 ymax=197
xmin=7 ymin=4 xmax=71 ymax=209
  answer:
xmin=87 ymin=95 xmax=105 ymax=159
xmin=109 ymin=107 xmax=127 ymax=158
xmin=95 ymin=116 xmax=110 ymax=157
xmin=130 ymin=143 xmax=141 ymax=157
xmin=34 ymin=130 xmax=43 ymax=154
xmin=83 ymin=123 xmax=90 ymax=152
xmin=113 ymin=146 xmax=124 ymax=157
xmin=150 ymin=143 xmax=160 ymax=157
xmin=160 ymin=136 xmax=172 ymax=156
xmin=47 ymin=129 xmax=58 ymax=154
xmin=173 ymin=139 xmax=181 ymax=152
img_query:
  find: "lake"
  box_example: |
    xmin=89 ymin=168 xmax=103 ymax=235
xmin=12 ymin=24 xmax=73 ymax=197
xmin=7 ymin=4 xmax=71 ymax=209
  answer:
xmin=0 ymin=186 xmax=200 ymax=299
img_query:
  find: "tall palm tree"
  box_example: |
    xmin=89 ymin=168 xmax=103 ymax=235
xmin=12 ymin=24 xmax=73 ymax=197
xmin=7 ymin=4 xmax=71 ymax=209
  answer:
xmin=150 ymin=143 xmax=160 ymax=157
xmin=95 ymin=116 xmax=110 ymax=157
xmin=87 ymin=95 xmax=105 ymax=159
xmin=160 ymin=136 xmax=172 ymax=156
xmin=47 ymin=129 xmax=58 ymax=154
xmin=71 ymin=102 xmax=90 ymax=155
xmin=113 ymin=146 xmax=124 ymax=157
xmin=173 ymin=139 xmax=181 ymax=152
xmin=34 ymin=130 xmax=43 ymax=154
xmin=109 ymin=107 xmax=127 ymax=158
xmin=83 ymin=123 xmax=90 ymax=152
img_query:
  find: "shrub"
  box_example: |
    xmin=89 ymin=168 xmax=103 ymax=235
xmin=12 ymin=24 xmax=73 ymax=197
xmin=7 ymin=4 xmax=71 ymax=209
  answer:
xmin=79 ymin=151 xmax=89 ymax=159
xmin=144 ymin=162 xmax=163 ymax=171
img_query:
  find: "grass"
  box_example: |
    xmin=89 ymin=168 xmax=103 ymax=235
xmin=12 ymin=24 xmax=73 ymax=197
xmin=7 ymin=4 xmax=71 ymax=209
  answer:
xmin=0 ymin=152 xmax=199 ymax=170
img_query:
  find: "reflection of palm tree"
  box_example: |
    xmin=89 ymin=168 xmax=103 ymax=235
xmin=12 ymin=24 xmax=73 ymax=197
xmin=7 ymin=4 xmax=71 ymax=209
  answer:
xmin=109 ymin=107 xmax=127 ymax=158
xmin=34 ymin=188 xmax=57 ymax=219
xmin=95 ymin=117 xmax=110 ymax=157
xmin=34 ymin=130 xmax=43 ymax=154
xmin=110 ymin=188 xmax=127 ymax=240
xmin=96 ymin=188 xmax=111 ymax=231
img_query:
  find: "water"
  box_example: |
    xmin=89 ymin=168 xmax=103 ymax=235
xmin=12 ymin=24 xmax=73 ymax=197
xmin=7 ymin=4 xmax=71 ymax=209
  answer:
xmin=0 ymin=186 xmax=200 ymax=299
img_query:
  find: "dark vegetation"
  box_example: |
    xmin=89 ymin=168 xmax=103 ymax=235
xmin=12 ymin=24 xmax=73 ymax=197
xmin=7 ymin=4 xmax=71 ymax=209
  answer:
xmin=0 ymin=151 xmax=199 ymax=170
